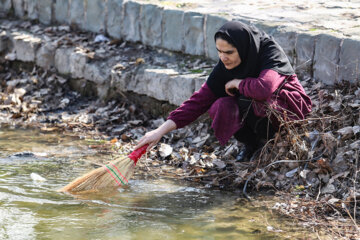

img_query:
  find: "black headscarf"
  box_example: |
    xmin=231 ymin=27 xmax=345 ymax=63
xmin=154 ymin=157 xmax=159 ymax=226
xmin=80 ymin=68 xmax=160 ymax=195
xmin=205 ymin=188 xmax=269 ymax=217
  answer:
xmin=206 ymin=21 xmax=295 ymax=97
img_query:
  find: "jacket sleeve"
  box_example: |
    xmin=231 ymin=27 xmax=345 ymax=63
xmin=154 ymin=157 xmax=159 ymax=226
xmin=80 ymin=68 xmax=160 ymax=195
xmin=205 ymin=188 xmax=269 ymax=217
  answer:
xmin=167 ymin=82 xmax=218 ymax=129
xmin=238 ymin=69 xmax=287 ymax=101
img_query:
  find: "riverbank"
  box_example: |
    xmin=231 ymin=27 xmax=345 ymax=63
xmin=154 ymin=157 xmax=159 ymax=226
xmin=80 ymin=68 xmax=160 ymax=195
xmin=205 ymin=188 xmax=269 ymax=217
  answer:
xmin=1 ymin=46 xmax=359 ymax=239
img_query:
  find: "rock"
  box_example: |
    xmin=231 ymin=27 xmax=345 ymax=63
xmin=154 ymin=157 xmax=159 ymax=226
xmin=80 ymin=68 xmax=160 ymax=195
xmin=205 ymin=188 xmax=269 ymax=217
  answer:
xmin=295 ymin=33 xmax=316 ymax=81
xmin=0 ymin=0 xmax=12 ymax=16
xmin=204 ymin=14 xmax=228 ymax=60
xmin=37 ymin=0 xmax=52 ymax=25
xmin=54 ymin=0 xmax=68 ymax=24
xmin=313 ymin=34 xmax=342 ymax=85
xmin=184 ymin=11 xmax=204 ymax=56
xmin=272 ymin=26 xmax=297 ymax=66
xmin=212 ymin=159 xmax=226 ymax=169
xmin=69 ymin=48 xmax=88 ymax=79
xmin=84 ymin=62 xmax=111 ymax=85
xmin=55 ymin=47 xmax=73 ymax=75
xmin=161 ymin=8 xmax=184 ymax=52
xmin=36 ymin=41 xmax=56 ymax=70
xmin=140 ymin=4 xmax=163 ymax=47
xmin=69 ymin=0 xmax=85 ymax=29
xmin=285 ymin=167 xmax=298 ymax=178
xmin=85 ymin=0 xmax=106 ymax=33
xmin=122 ymin=1 xmax=141 ymax=42
xmin=158 ymin=143 xmax=173 ymax=158
xmin=350 ymin=140 xmax=360 ymax=150
xmin=13 ymin=0 xmax=25 ymax=18
xmin=106 ymin=0 xmax=124 ymax=39
xmin=337 ymin=126 xmax=354 ymax=139
xmin=339 ymin=38 xmax=360 ymax=84
xmin=321 ymin=183 xmax=336 ymax=194
xmin=13 ymin=32 xmax=41 ymax=62
xmin=321 ymin=131 xmax=337 ymax=152
xmin=30 ymin=172 xmax=46 ymax=182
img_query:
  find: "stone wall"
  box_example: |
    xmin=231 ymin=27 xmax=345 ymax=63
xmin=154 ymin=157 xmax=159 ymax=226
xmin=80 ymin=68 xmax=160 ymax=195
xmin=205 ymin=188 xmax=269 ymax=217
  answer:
xmin=1 ymin=0 xmax=360 ymax=103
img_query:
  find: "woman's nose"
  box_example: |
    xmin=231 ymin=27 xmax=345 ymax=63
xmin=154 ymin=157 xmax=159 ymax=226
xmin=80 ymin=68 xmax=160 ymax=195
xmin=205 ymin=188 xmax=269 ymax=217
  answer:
xmin=219 ymin=53 xmax=227 ymax=61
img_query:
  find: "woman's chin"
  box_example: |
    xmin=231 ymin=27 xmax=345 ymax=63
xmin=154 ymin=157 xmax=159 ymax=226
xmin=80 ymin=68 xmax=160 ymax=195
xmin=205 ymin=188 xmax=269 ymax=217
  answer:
xmin=224 ymin=64 xmax=234 ymax=70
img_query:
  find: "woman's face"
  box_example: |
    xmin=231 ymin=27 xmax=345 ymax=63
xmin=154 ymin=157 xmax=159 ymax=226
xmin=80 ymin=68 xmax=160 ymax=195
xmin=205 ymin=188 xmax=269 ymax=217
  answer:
xmin=215 ymin=38 xmax=241 ymax=70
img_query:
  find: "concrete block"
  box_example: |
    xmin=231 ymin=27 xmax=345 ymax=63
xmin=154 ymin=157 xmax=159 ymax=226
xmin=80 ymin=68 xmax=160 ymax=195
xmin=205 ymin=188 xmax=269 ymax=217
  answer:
xmin=12 ymin=0 xmax=25 ymax=17
xmin=106 ymin=0 xmax=124 ymax=39
xmin=37 ymin=0 xmax=52 ymax=25
xmin=140 ymin=4 xmax=163 ymax=47
xmin=84 ymin=62 xmax=111 ymax=85
xmin=13 ymin=32 xmax=41 ymax=62
xmin=194 ymin=77 xmax=206 ymax=92
xmin=295 ymin=33 xmax=316 ymax=81
xmin=313 ymin=34 xmax=342 ymax=85
xmin=339 ymin=38 xmax=360 ymax=83
xmin=110 ymin=67 xmax=132 ymax=92
xmin=85 ymin=0 xmax=106 ymax=33
xmin=168 ymin=74 xmax=196 ymax=105
xmin=24 ymin=0 xmax=38 ymax=20
xmin=0 ymin=0 xmax=12 ymax=16
xmin=129 ymin=68 xmax=178 ymax=101
xmin=161 ymin=8 xmax=184 ymax=52
xmin=54 ymin=47 xmax=72 ymax=75
xmin=205 ymin=14 xmax=228 ymax=61
xmin=272 ymin=26 xmax=297 ymax=66
xmin=184 ymin=11 xmax=205 ymax=56
xmin=69 ymin=48 xmax=88 ymax=79
xmin=0 ymin=30 xmax=12 ymax=55
xmin=36 ymin=41 xmax=56 ymax=70
xmin=54 ymin=0 xmax=68 ymax=24
xmin=69 ymin=0 xmax=85 ymax=29
xmin=122 ymin=1 xmax=141 ymax=42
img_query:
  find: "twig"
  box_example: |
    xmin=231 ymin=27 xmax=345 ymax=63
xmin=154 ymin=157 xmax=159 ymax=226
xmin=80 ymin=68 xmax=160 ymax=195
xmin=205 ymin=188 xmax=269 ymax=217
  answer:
xmin=353 ymin=150 xmax=359 ymax=229
xmin=316 ymin=182 xmax=321 ymax=201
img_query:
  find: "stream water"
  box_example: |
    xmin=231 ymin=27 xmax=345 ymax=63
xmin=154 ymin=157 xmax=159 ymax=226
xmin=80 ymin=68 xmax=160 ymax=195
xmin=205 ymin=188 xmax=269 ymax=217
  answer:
xmin=0 ymin=127 xmax=317 ymax=240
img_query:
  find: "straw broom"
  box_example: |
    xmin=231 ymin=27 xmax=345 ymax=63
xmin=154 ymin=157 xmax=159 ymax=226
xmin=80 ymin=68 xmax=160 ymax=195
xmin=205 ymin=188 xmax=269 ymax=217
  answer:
xmin=58 ymin=144 xmax=148 ymax=193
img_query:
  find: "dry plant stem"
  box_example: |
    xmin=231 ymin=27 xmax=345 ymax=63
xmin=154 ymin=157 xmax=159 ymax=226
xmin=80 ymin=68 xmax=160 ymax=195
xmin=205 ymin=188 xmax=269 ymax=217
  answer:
xmin=354 ymin=150 xmax=359 ymax=231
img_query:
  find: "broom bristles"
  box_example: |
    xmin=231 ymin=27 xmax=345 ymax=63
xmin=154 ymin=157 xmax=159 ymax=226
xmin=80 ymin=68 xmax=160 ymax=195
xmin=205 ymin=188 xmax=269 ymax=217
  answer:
xmin=58 ymin=156 xmax=136 ymax=193
xmin=58 ymin=144 xmax=148 ymax=193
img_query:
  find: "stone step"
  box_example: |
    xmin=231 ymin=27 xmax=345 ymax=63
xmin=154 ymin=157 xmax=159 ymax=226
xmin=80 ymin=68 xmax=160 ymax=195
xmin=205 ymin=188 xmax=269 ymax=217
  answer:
xmin=0 ymin=19 xmax=209 ymax=106
xmin=0 ymin=0 xmax=359 ymax=84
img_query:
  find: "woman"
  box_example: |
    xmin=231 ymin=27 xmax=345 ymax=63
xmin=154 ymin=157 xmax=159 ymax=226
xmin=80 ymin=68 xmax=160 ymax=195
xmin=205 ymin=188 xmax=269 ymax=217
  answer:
xmin=135 ymin=21 xmax=312 ymax=161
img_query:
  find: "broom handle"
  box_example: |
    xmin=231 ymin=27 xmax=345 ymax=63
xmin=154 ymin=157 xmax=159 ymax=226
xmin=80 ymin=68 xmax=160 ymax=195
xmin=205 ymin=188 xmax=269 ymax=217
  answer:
xmin=128 ymin=144 xmax=149 ymax=164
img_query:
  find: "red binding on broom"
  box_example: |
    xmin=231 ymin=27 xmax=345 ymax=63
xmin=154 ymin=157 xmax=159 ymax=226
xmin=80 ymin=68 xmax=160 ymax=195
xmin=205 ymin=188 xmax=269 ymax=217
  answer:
xmin=58 ymin=144 xmax=148 ymax=193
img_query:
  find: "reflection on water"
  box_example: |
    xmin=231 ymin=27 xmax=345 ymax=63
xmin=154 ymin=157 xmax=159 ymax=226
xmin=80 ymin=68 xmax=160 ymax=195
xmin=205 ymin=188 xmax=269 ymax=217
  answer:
xmin=0 ymin=127 xmax=317 ymax=240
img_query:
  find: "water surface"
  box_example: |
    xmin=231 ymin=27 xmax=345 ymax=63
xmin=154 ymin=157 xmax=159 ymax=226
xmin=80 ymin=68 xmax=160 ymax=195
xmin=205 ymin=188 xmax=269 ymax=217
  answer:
xmin=0 ymin=127 xmax=316 ymax=240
